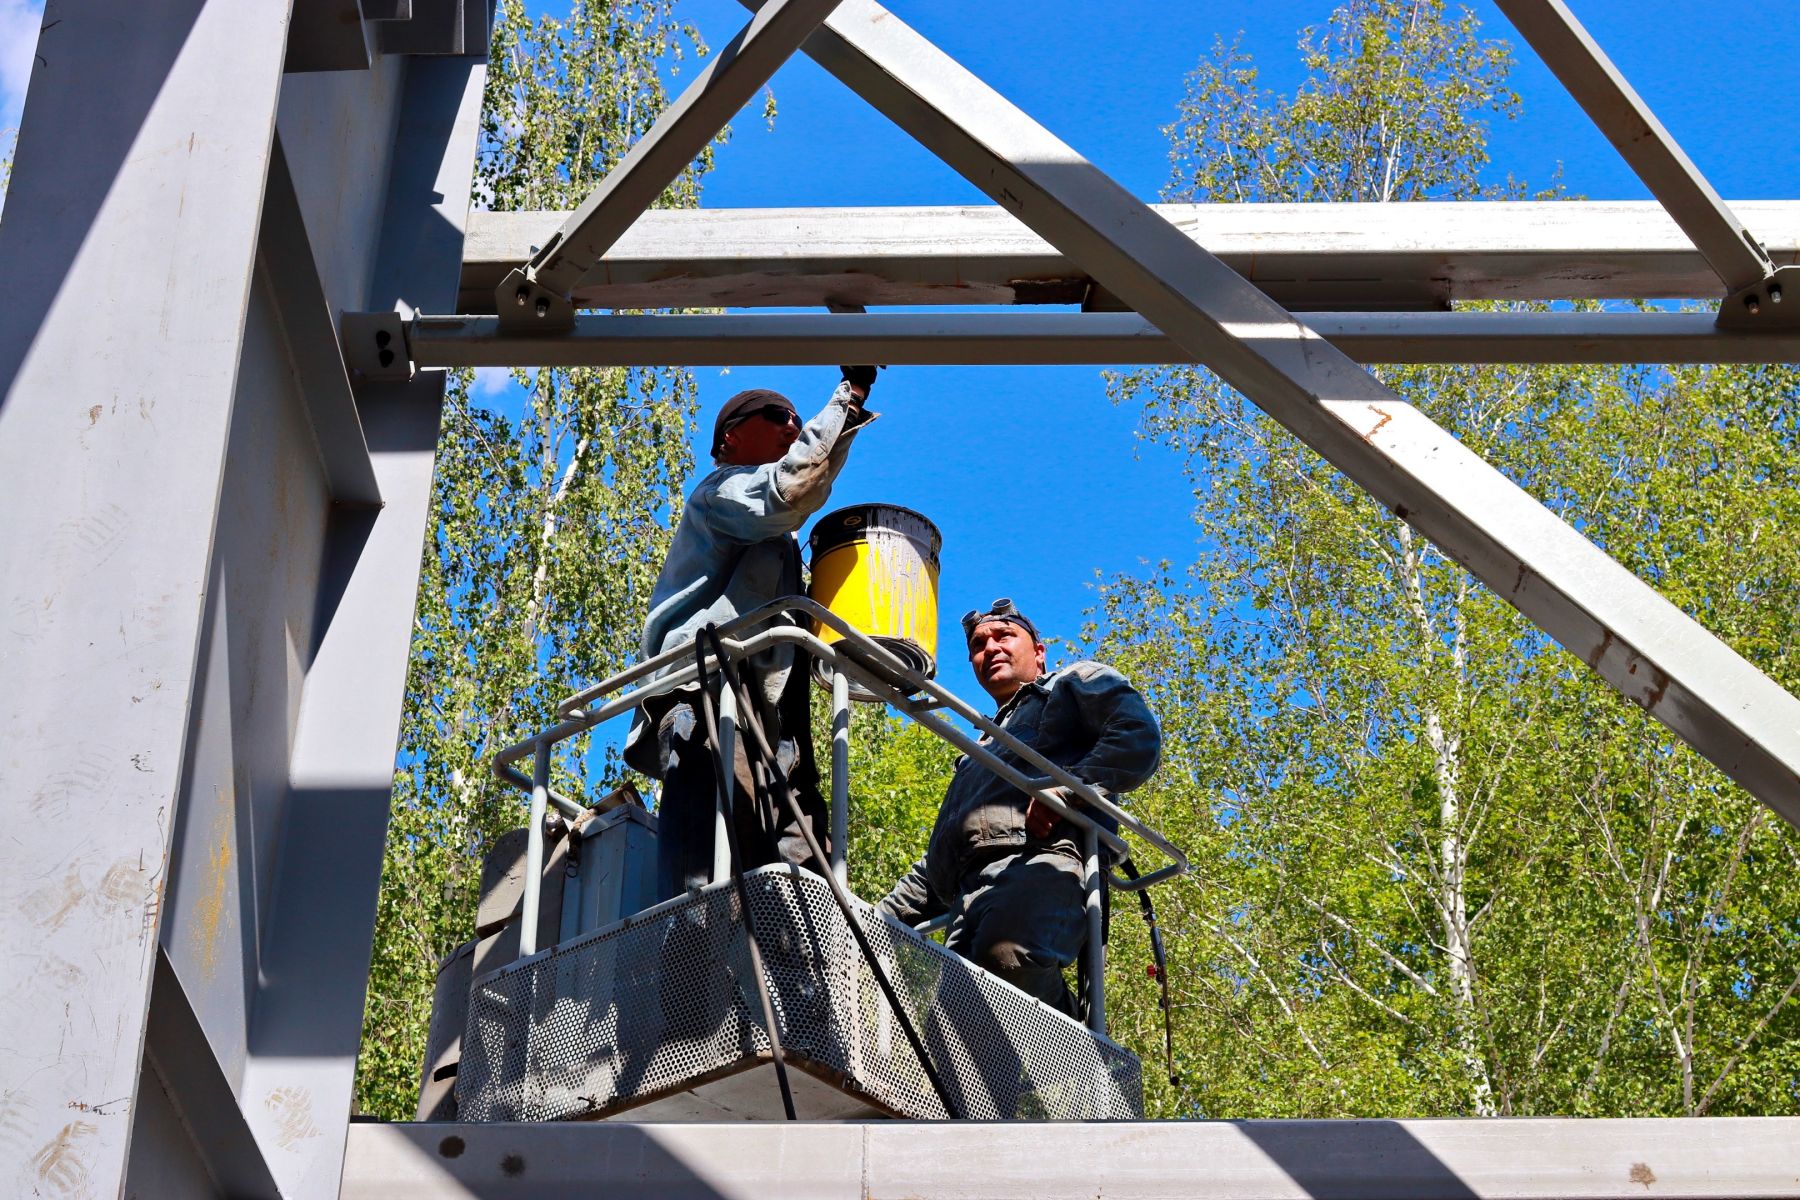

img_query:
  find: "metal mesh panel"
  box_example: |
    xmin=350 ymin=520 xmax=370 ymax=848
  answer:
xmin=457 ymin=865 xmax=1143 ymax=1121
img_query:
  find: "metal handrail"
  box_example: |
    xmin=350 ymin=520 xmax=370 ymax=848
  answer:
xmin=488 ymin=597 xmax=1190 ymax=1012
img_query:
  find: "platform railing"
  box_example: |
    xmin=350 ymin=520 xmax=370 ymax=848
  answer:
xmin=490 ymin=595 xmax=1188 ymax=1034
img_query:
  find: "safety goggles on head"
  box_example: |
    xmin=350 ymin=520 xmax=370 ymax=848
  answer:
xmin=961 ymin=597 xmax=1041 ymax=650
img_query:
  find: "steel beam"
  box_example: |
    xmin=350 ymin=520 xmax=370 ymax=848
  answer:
xmin=262 ymin=135 xmax=382 ymax=506
xmin=236 ymin=54 xmax=488 ymax=1199
xmin=1491 ymin=0 xmax=1772 ymax=296
xmin=343 ymin=1117 xmax=1800 ymax=1200
xmin=404 ymin=310 xmax=1800 ymax=367
xmin=761 ymin=0 xmax=1800 ymax=814
xmin=459 ymin=201 xmax=1800 ymax=313
xmin=0 ymin=1 xmax=292 ymax=1195
xmin=497 ymin=0 xmax=844 ymax=328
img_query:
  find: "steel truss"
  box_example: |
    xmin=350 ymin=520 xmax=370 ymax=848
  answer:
xmin=366 ymin=0 xmax=1800 ymax=820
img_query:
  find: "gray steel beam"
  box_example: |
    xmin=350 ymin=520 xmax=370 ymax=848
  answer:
xmin=769 ymin=0 xmax=1800 ymax=813
xmin=343 ymin=1117 xmax=1800 ymax=1200
xmin=1491 ymin=0 xmax=1772 ymax=296
xmin=141 ymin=950 xmax=281 ymax=1198
xmin=460 ymin=201 xmax=1800 ymax=313
xmin=237 ymin=54 xmax=488 ymax=1199
xmin=404 ymin=310 xmax=1800 ymax=367
xmin=262 ymin=135 xmax=382 ymax=506
xmin=0 ymin=1 xmax=292 ymax=1196
xmin=498 ymin=0 xmax=844 ymax=328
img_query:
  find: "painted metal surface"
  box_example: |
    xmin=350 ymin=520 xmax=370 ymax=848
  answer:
xmin=458 ymin=865 xmax=1142 ymax=1122
xmin=499 ymin=0 xmax=845 ymax=328
xmin=0 ymin=1 xmax=293 ymax=1195
xmin=405 ymin=309 xmax=1800 ymax=367
xmin=1491 ymin=0 xmax=1773 ymax=295
xmin=458 ymin=200 xmax=1800 ymax=312
xmin=807 ymin=503 xmax=943 ymax=686
xmin=234 ymin=53 xmax=488 ymax=1199
xmin=767 ymin=0 xmax=1800 ymax=818
xmin=341 ymin=1117 xmax=1800 ymax=1199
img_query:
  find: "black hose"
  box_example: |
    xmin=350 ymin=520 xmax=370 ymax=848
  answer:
xmin=700 ymin=625 xmax=964 ymax=1120
xmin=1117 ymin=857 xmax=1177 ymax=1087
xmin=691 ymin=635 xmax=798 ymax=1121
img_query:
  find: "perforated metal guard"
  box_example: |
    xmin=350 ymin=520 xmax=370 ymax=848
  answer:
xmin=457 ymin=865 xmax=1143 ymax=1121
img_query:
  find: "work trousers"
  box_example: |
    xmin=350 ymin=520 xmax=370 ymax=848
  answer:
xmin=650 ymin=668 xmax=828 ymax=901
xmin=943 ymin=848 xmax=1089 ymax=1016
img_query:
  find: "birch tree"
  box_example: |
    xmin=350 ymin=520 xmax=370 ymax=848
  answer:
xmin=354 ymin=0 xmax=731 ymax=1118
xmin=1088 ymin=0 xmax=1800 ymax=1118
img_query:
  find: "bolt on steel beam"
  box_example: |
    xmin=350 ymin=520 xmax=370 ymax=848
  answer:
xmin=495 ymin=0 xmax=844 ymax=330
xmin=750 ymin=0 xmax=1800 ymax=815
xmin=1490 ymin=0 xmax=1773 ymax=298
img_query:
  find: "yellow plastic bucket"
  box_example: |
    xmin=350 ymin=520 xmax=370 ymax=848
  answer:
xmin=807 ymin=504 xmax=941 ymax=697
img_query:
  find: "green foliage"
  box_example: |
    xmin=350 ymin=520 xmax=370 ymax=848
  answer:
xmin=834 ymin=705 xmax=958 ymax=904
xmin=1165 ymin=0 xmax=1515 ymax=204
xmin=1079 ymin=0 xmax=1800 ymax=1119
xmin=354 ymin=0 xmax=720 ymax=1118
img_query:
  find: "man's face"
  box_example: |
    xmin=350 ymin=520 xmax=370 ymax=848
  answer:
xmin=720 ymin=404 xmax=801 ymax=465
xmin=968 ymin=619 xmax=1046 ymax=704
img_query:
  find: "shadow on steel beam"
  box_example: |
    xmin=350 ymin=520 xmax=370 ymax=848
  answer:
xmin=1237 ymin=1119 xmax=1480 ymax=1200
xmin=0 ymin=0 xmax=208 ymax=415
xmin=345 ymin=1122 xmax=741 ymax=1200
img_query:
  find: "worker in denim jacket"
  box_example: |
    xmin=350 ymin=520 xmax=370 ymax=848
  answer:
xmin=625 ymin=368 xmax=878 ymax=902
xmin=878 ymin=598 xmax=1161 ymax=1015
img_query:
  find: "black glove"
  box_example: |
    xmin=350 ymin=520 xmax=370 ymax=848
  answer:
xmin=840 ymin=365 xmax=879 ymax=390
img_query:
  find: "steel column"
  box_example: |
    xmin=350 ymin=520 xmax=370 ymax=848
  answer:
xmin=1491 ymin=0 xmax=1772 ymax=295
xmin=403 ymin=310 xmax=1800 ymax=367
xmin=234 ymin=52 xmax=488 ymax=1199
xmin=0 ymin=1 xmax=292 ymax=1195
xmin=759 ymin=0 xmax=1800 ymax=816
xmin=497 ymin=0 xmax=844 ymax=328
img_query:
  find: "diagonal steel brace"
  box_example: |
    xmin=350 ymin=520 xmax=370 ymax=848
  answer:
xmin=1488 ymin=0 xmax=1797 ymax=329
xmin=496 ymin=0 xmax=844 ymax=330
xmin=755 ymin=0 xmax=1800 ymax=819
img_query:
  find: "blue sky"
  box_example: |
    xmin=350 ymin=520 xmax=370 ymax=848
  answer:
xmin=5 ymin=0 xmax=1793 ymax=709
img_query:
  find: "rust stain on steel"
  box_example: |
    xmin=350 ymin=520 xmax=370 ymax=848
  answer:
xmin=1630 ymin=1161 xmax=1657 ymax=1188
xmin=1586 ymin=629 xmax=1616 ymax=670
xmin=265 ymin=1087 xmax=322 ymax=1150
xmin=30 ymin=1119 xmax=97 ymax=1197
xmin=1363 ymin=405 xmax=1395 ymax=441
xmin=194 ymin=791 xmax=235 ymax=978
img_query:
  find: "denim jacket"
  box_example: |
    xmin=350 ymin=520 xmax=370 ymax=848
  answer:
xmin=624 ymin=382 xmax=871 ymax=776
xmin=878 ymin=660 xmax=1162 ymax=923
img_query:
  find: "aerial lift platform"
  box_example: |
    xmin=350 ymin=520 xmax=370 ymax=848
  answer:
xmin=438 ymin=598 xmax=1180 ymax=1124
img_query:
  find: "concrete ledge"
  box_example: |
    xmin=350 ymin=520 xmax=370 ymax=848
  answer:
xmin=343 ymin=1118 xmax=1800 ymax=1199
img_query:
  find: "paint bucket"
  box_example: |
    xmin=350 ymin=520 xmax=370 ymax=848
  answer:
xmin=807 ymin=504 xmax=942 ymax=700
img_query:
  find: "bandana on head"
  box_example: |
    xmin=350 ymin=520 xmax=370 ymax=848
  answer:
xmin=961 ymin=597 xmax=1041 ymax=650
xmin=710 ymin=388 xmax=796 ymax=458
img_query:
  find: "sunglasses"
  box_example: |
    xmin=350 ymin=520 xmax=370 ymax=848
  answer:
xmin=731 ymin=404 xmax=800 ymax=431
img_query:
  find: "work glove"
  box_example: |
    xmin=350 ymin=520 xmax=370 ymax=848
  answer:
xmin=840 ymin=365 xmax=879 ymax=391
